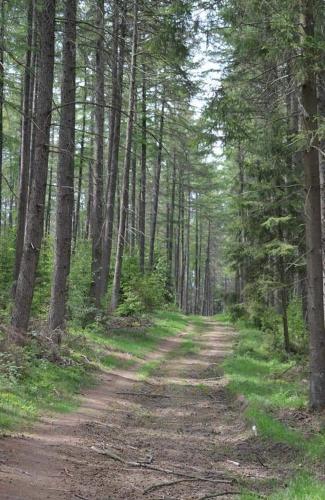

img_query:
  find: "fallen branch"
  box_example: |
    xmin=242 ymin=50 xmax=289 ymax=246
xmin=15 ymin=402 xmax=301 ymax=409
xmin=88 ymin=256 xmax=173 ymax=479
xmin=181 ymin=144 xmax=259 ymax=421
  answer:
xmin=115 ymin=391 xmax=170 ymax=398
xmin=199 ymin=493 xmax=241 ymax=499
xmin=74 ymin=494 xmax=89 ymax=500
xmin=91 ymin=446 xmax=233 ymax=484
xmin=143 ymin=478 xmax=198 ymax=494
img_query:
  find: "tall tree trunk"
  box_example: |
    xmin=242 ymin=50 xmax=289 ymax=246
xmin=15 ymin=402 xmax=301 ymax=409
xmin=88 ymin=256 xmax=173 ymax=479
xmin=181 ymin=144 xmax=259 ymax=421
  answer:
xmin=179 ymin=180 xmax=185 ymax=308
xmin=100 ymin=2 xmax=126 ymax=295
xmin=90 ymin=0 xmax=105 ymax=307
xmin=85 ymin=114 xmax=95 ymax=240
xmin=300 ymin=0 xmax=325 ymax=409
xmin=138 ymin=63 xmax=147 ymax=273
xmin=0 ymin=0 xmax=4 ymax=235
xmin=167 ymin=150 xmax=176 ymax=291
xmin=183 ymin=188 xmax=191 ymax=313
xmin=110 ymin=0 xmax=138 ymax=311
xmin=49 ymin=0 xmax=76 ymax=331
xmin=11 ymin=0 xmax=56 ymax=339
xmin=14 ymin=0 xmax=35 ymax=284
xmin=202 ymin=222 xmax=211 ymax=316
xmin=194 ymin=194 xmax=200 ymax=313
xmin=148 ymin=96 xmax=165 ymax=270
xmin=130 ymin=115 xmax=137 ymax=255
xmin=45 ymin=155 xmax=53 ymax=234
xmin=73 ymin=71 xmax=87 ymax=247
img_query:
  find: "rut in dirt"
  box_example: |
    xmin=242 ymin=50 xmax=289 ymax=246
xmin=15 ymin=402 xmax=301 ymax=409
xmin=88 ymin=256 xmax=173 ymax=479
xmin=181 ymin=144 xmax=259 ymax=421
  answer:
xmin=0 ymin=321 xmax=294 ymax=499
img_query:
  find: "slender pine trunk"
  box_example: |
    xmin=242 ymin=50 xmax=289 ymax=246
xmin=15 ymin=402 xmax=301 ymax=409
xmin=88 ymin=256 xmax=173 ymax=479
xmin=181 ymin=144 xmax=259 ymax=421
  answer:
xmin=111 ymin=0 xmax=138 ymax=311
xmin=49 ymin=0 xmax=76 ymax=331
xmin=11 ymin=0 xmax=56 ymax=339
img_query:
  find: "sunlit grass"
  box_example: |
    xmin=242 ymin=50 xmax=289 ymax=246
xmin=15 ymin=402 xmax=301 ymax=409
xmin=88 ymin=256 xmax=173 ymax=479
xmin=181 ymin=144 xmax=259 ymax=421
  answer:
xmin=223 ymin=319 xmax=325 ymax=497
xmin=0 ymin=310 xmax=189 ymax=432
xmin=241 ymin=473 xmax=325 ymax=499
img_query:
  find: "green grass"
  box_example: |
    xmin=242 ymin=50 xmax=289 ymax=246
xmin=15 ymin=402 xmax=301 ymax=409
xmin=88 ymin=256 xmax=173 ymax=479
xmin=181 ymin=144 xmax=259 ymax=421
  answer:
xmin=0 ymin=310 xmax=189 ymax=432
xmin=77 ymin=310 xmax=189 ymax=358
xmin=138 ymin=359 xmax=162 ymax=379
xmin=218 ymin=313 xmax=325 ymax=498
xmin=241 ymin=473 xmax=325 ymax=499
xmin=137 ymin=315 xmax=204 ymax=379
xmin=0 ymin=361 xmax=93 ymax=431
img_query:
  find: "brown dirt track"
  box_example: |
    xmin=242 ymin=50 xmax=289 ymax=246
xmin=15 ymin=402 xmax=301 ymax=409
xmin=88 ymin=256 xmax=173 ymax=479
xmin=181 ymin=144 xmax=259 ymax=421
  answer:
xmin=0 ymin=320 xmax=292 ymax=499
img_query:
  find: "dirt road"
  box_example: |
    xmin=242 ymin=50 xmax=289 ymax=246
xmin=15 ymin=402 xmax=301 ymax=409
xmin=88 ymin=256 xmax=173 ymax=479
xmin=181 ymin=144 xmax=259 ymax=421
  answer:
xmin=0 ymin=320 xmax=285 ymax=499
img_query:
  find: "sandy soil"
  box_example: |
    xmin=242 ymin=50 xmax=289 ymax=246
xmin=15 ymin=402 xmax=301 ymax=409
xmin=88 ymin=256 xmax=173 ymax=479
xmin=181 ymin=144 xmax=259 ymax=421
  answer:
xmin=0 ymin=320 xmax=294 ymax=499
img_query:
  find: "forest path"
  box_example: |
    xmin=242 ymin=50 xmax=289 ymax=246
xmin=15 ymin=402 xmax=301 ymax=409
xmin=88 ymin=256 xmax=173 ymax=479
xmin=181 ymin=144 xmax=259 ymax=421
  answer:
xmin=0 ymin=320 xmax=284 ymax=499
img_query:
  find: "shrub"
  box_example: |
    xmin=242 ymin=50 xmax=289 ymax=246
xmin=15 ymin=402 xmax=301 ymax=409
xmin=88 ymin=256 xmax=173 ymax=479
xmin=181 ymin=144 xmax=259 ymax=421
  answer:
xmin=68 ymin=240 xmax=93 ymax=326
xmin=117 ymin=272 xmax=166 ymax=316
xmin=31 ymin=236 xmax=53 ymax=318
xmin=228 ymin=303 xmax=248 ymax=322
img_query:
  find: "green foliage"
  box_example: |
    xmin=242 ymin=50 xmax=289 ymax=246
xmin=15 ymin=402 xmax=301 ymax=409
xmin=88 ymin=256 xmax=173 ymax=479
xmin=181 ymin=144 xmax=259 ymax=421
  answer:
xmin=0 ymin=228 xmax=15 ymax=312
xmin=117 ymin=256 xmax=168 ymax=316
xmin=31 ymin=237 xmax=53 ymax=318
xmin=227 ymin=303 xmax=248 ymax=322
xmin=287 ymin=298 xmax=307 ymax=350
xmin=222 ymin=318 xmax=325 ymax=497
xmin=68 ymin=240 xmax=93 ymax=326
xmin=0 ymin=310 xmax=189 ymax=432
xmin=223 ymin=325 xmax=305 ymax=410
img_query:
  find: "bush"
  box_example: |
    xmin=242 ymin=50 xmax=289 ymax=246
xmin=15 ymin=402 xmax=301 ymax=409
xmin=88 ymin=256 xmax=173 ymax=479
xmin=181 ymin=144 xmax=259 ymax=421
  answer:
xmin=115 ymin=256 xmax=167 ymax=316
xmin=287 ymin=297 xmax=307 ymax=351
xmin=0 ymin=228 xmax=15 ymax=313
xmin=68 ymin=240 xmax=93 ymax=326
xmin=31 ymin=236 xmax=53 ymax=318
xmin=228 ymin=303 xmax=248 ymax=322
xmin=117 ymin=272 xmax=166 ymax=316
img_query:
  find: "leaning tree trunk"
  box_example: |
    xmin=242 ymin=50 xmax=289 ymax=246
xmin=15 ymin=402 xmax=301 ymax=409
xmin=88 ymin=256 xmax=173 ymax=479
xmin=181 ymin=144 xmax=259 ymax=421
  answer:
xmin=300 ymin=0 xmax=325 ymax=409
xmin=11 ymin=0 xmax=56 ymax=339
xmin=110 ymin=0 xmax=138 ymax=311
xmin=90 ymin=0 xmax=105 ymax=307
xmin=14 ymin=0 xmax=35 ymax=284
xmin=48 ymin=0 xmax=76 ymax=331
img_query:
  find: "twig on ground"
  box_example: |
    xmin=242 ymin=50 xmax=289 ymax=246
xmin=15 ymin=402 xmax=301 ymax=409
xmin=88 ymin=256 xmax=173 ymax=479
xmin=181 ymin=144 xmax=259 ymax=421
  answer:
xmin=199 ymin=493 xmax=241 ymax=499
xmin=143 ymin=478 xmax=198 ymax=494
xmin=255 ymin=453 xmax=267 ymax=468
xmin=74 ymin=494 xmax=89 ymax=500
xmin=91 ymin=446 xmax=233 ymax=484
xmin=115 ymin=392 xmax=171 ymax=398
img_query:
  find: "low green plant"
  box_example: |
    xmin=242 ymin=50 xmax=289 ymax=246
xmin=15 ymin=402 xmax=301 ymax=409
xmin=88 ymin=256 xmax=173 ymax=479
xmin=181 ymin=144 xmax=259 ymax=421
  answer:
xmin=68 ymin=240 xmax=93 ymax=326
xmin=0 ymin=310 xmax=189 ymax=432
xmin=220 ymin=315 xmax=325 ymax=498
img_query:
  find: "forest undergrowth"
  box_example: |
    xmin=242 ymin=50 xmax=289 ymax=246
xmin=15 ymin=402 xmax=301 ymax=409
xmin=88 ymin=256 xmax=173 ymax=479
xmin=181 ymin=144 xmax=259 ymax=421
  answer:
xmin=0 ymin=309 xmax=189 ymax=433
xmin=218 ymin=313 xmax=325 ymax=498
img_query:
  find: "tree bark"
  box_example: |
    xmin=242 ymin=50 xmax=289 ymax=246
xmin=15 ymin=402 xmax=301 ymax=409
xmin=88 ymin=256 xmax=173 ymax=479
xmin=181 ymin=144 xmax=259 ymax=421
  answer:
xmin=148 ymin=96 xmax=165 ymax=270
xmin=11 ymin=0 xmax=56 ymax=338
xmin=14 ymin=0 xmax=35 ymax=284
xmin=100 ymin=2 xmax=126 ymax=296
xmin=90 ymin=0 xmax=105 ymax=307
xmin=202 ymin=222 xmax=211 ymax=316
xmin=73 ymin=70 xmax=87 ymax=247
xmin=167 ymin=150 xmax=176 ymax=292
xmin=0 ymin=0 xmax=4 ymax=233
xmin=49 ymin=0 xmax=76 ymax=331
xmin=138 ymin=63 xmax=147 ymax=273
xmin=300 ymin=0 xmax=325 ymax=409
xmin=110 ymin=0 xmax=138 ymax=311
